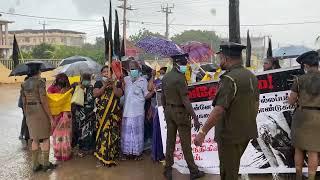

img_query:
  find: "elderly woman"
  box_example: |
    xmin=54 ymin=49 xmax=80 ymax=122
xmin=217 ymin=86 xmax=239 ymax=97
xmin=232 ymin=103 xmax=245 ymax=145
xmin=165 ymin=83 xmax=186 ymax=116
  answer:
xmin=93 ymin=66 xmax=123 ymax=166
xmin=121 ymin=61 xmax=155 ymax=160
xmin=47 ymin=73 xmax=73 ymax=161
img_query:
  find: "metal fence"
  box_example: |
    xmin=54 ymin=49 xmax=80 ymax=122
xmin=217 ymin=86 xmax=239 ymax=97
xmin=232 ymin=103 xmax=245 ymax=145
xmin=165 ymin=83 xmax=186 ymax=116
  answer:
xmin=0 ymin=59 xmax=61 ymax=70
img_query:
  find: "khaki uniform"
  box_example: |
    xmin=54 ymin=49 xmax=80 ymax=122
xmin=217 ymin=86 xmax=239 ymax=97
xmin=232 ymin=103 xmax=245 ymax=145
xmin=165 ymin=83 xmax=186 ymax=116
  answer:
xmin=21 ymin=77 xmax=51 ymax=141
xmin=213 ymin=64 xmax=259 ymax=180
xmin=291 ymin=71 xmax=320 ymax=151
xmin=161 ymin=68 xmax=198 ymax=174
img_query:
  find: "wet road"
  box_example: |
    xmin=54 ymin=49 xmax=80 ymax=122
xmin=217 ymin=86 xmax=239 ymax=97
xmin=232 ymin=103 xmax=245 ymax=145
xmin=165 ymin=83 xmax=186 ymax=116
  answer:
xmin=0 ymin=84 xmax=294 ymax=180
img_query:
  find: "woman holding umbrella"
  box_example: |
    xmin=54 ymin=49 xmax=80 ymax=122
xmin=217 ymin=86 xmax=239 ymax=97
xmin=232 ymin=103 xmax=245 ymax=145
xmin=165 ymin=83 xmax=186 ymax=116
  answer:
xmin=20 ymin=63 xmax=56 ymax=172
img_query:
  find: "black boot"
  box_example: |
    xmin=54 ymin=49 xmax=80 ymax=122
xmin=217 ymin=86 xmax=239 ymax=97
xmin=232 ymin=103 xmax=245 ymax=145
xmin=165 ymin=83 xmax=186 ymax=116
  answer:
xmin=190 ymin=170 xmax=205 ymax=180
xmin=163 ymin=168 xmax=173 ymax=180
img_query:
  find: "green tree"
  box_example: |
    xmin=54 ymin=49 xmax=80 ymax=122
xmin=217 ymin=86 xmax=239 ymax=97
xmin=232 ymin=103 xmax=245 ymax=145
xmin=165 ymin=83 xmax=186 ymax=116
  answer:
xmin=31 ymin=43 xmax=55 ymax=59
xmin=171 ymin=30 xmax=221 ymax=51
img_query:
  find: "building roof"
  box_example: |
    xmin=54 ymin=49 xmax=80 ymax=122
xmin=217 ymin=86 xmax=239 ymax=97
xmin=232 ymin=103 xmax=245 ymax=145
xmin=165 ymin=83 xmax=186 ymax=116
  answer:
xmin=8 ymin=29 xmax=86 ymax=35
xmin=0 ymin=19 xmax=14 ymax=24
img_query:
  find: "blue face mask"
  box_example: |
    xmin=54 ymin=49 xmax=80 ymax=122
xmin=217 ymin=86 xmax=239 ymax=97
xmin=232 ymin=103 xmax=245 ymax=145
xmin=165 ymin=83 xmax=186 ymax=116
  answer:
xmin=178 ymin=65 xmax=187 ymax=74
xmin=130 ymin=69 xmax=140 ymax=78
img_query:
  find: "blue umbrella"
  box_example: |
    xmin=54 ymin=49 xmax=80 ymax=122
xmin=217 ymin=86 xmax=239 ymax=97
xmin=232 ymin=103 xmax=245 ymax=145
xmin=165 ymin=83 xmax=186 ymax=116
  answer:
xmin=136 ymin=36 xmax=183 ymax=57
xmin=273 ymin=45 xmax=312 ymax=59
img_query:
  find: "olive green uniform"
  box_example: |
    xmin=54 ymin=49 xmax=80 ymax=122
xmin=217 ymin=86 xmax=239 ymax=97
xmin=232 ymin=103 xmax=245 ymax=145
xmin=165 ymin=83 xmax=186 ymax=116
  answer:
xmin=291 ymin=71 xmax=320 ymax=152
xmin=21 ymin=77 xmax=51 ymax=141
xmin=213 ymin=64 xmax=259 ymax=180
xmin=161 ymin=68 xmax=199 ymax=174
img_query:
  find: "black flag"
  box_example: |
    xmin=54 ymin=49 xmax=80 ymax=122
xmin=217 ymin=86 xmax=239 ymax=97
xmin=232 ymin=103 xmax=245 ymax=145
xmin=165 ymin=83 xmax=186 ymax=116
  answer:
xmin=267 ymin=38 xmax=273 ymax=58
xmin=103 ymin=17 xmax=108 ymax=63
xmin=12 ymin=35 xmax=20 ymax=68
xmin=107 ymin=0 xmax=113 ymax=60
xmin=245 ymin=30 xmax=251 ymax=67
xmin=121 ymin=38 xmax=125 ymax=57
xmin=114 ymin=10 xmax=121 ymax=60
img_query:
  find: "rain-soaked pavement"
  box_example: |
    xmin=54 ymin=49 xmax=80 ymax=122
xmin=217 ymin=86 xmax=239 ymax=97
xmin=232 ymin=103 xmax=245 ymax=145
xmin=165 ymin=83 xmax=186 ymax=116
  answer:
xmin=0 ymin=84 xmax=298 ymax=180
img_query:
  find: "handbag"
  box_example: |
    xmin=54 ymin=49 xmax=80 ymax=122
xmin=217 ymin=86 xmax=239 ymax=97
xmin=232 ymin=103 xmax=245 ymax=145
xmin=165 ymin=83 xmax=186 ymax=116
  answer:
xmin=71 ymin=85 xmax=84 ymax=106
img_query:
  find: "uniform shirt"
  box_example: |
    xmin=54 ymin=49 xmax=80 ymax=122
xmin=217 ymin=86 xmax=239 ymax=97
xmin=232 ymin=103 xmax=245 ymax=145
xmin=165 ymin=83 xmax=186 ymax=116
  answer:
xmin=291 ymin=71 xmax=320 ymax=108
xmin=213 ymin=64 xmax=259 ymax=143
xmin=123 ymin=76 xmax=149 ymax=118
xmin=161 ymin=68 xmax=195 ymax=119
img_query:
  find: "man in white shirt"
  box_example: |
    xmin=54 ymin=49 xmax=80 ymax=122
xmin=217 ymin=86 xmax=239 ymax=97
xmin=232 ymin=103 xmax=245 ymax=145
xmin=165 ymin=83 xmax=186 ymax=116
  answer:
xmin=121 ymin=61 xmax=155 ymax=160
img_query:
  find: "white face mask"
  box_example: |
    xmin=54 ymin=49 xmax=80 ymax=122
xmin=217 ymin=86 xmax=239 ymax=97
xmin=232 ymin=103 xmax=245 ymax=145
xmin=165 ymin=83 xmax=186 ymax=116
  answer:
xmin=159 ymin=75 xmax=164 ymax=80
xmin=102 ymin=77 xmax=108 ymax=82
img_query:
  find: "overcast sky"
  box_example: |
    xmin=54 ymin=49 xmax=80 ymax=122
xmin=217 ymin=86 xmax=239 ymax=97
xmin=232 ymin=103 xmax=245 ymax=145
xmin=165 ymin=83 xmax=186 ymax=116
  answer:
xmin=1 ymin=0 xmax=320 ymax=49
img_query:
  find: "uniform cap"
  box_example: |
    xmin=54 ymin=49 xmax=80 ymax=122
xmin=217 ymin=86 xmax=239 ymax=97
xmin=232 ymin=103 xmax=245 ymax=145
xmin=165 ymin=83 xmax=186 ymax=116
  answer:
xmin=296 ymin=50 xmax=319 ymax=65
xmin=216 ymin=41 xmax=246 ymax=57
xmin=170 ymin=53 xmax=189 ymax=65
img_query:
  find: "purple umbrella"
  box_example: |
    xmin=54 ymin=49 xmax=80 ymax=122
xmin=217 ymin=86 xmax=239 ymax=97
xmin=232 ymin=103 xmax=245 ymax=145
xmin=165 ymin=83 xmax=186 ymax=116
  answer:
xmin=136 ymin=36 xmax=183 ymax=57
xmin=181 ymin=41 xmax=214 ymax=63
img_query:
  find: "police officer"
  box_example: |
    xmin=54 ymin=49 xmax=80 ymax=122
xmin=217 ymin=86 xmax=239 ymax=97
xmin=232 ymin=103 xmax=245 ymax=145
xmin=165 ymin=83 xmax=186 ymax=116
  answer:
xmin=288 ymin=51 xmax=320 ymax=180
xmin=194 ymin=42 xmax=259 ymax=180
xmin=21 ymin=63 xmax=56 ymax=172
xmin=161 ymin=53 xmax=205 ymax=180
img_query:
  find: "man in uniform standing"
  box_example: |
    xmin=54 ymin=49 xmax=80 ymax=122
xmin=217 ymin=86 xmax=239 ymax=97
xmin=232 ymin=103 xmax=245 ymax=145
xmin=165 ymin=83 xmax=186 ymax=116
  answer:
xmin=288 ymin=51 xmax=320 ymax=180
xmin=161 ymin=53 xmax=205 ymax=180
xmin=194 ymin=42 xmax=259 ymax=180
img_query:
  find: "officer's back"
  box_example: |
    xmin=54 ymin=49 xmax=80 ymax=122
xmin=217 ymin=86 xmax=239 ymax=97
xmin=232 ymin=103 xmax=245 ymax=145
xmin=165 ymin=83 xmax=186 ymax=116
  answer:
xmin=162 ymin=68 xmax=186 ymax=106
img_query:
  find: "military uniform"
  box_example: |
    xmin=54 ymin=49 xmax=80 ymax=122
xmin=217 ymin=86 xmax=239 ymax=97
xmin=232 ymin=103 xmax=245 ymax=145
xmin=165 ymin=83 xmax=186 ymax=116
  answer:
xmin=213 ymin=42 xmax=259 ymax=180
xmin=291 ymin=51 xmax=320 ymax=152
xmin=21 ymin=77 xmax=51 ymax=141
xmin=161 ymin=54 xmax=200 ymax=176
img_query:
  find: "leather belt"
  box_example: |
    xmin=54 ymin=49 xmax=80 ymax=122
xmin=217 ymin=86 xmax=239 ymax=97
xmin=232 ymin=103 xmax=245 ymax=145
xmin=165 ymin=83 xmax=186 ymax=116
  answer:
xmin=166 ymin=104 xmax=184 ymax=108
xmin=302 ymin=106 xmax=320 ymax=111
xmin=27 ymin=102 xmax=41 ymax=105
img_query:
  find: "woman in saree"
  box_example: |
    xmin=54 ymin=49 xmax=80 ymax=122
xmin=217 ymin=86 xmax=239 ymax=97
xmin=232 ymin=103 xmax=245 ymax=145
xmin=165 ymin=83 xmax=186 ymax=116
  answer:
xmin=47 ymin=73 xmax=72 ymax=161
xmin=93 ymin=66 xmax=123 ymax=166
xmin=73 ymin=73 xmax=96 ymax=157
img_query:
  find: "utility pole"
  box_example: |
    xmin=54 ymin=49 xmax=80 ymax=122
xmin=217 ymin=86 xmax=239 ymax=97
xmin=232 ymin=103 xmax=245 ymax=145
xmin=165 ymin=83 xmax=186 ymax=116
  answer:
xmin=229 ymin=0 xmax=240 ymax=43
xmin=160 ymin=4 xmax=174 ymax=39
xmin=39 ymin=21 xmax=47 ymax=43
xmin=118 ymin=0 xmax=135 ymax=52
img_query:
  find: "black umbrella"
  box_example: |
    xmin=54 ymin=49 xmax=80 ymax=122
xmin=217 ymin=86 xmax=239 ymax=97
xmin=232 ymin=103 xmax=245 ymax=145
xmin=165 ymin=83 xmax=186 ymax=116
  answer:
xmin=59 ymin=56 xmax=94 ymax=66
xmin=9 ymin=61 xmax=55 ymax=76
xmin=12 ymin=34 xmax=20 ymax=68
xmin=245 ymin=30 xmax=251 ymax=67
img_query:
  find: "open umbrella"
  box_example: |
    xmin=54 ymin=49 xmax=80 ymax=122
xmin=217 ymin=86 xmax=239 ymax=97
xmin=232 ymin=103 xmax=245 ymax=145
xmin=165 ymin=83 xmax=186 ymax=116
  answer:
xmin=59 ymin=56 xmax=95 ymax=66
xmin=9 ymin=61 xmax=55 ymax=76
xmin=136 ymin=36 xmax=183 ymax=57
xmin=273 ymin=45 xmax=312 ymax=59
xmin=57 ymin=61 xmax=102 ymax=77
xmin=180 ymin=41 xmax=214 ymax=62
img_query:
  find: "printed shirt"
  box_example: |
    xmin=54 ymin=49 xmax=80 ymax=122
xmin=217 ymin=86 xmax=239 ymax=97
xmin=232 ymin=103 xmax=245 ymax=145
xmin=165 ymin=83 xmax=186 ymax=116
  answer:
xmin=123 ymin=76 xmax=149 ymax=117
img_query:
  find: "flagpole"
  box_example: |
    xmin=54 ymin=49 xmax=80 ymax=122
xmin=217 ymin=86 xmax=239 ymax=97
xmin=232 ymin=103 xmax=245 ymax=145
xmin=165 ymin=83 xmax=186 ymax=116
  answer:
xmin=108 ymin=41 xmax=112 ymax=78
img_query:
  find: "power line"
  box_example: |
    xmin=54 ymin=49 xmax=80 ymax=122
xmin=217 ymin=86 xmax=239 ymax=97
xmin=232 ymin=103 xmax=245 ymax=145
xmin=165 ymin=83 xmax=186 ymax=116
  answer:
xmin=3 ymin=11 xmax=320 ymax=28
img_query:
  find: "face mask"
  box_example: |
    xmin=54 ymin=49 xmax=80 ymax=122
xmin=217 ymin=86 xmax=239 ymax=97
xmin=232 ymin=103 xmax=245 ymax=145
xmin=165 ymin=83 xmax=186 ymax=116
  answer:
xmin=159 ymin=75 xmax=164 ymax=80
xmin=102 ymin=77 xmax=108 ymax=82
xmin=177 ymin=65 xmax=187 ymax=74
xmin=130 ymin=69 xmax=140 ymax=78
xmin=82 ymin=80 xmax=91 ymax=87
